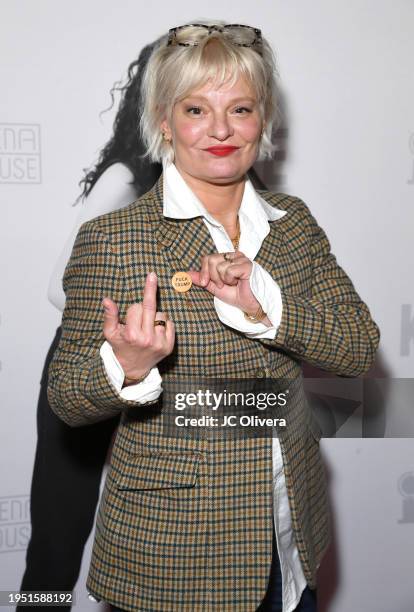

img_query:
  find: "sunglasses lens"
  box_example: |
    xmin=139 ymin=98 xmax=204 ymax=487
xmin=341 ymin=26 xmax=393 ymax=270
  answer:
xmin=224 ymin=26 xmax=257 ymax=45
xmin=174 ymin=25 xmax=210 ymax=45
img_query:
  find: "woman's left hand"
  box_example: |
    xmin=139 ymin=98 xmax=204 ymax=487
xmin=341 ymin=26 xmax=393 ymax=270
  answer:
xmin=188 ymin=250 xmax=262 ymax=315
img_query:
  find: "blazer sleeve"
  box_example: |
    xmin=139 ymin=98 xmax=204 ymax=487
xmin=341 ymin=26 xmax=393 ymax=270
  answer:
xmin=258 ymin=198 xmax=380 ymax=376
xmin=47 ymin=219 xmax=158 ymax=427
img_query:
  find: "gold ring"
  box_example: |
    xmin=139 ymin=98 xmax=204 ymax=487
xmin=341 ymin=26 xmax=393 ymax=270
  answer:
xmin=223 ymin=252 xmax=233 ymax=261
xmin=154 ymin=320 xmax=166 ymax=327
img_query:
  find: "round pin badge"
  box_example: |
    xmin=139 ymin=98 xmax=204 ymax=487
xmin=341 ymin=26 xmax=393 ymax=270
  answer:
xmin=171 ymin=271 xmax=192 ymax=293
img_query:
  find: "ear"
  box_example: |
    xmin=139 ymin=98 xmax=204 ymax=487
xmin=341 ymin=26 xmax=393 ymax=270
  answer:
xmin=160 ymin=118 xmax=172 ymax=141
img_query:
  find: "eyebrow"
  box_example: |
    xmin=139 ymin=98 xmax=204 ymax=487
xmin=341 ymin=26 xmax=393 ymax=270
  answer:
xmin=181 ymin=95 xmax=257 ymax=104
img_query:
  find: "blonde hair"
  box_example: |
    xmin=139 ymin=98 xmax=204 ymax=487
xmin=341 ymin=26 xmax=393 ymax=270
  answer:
xmin=139 ymin=20 xmax=281 ymax=164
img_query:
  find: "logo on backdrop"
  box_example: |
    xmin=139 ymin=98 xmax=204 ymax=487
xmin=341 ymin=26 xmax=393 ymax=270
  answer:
xmin=0 ymin=495 xmax=30 ymax=553
xmin=0 ymin=123 xmax=41 ymax=184
xmin=398 ymin=472 xmax=414 ymax=524
xmin=408 ymin=132 xmax=414 ymax=185
xmin=401 ymin=304 xmax=414 ymax=357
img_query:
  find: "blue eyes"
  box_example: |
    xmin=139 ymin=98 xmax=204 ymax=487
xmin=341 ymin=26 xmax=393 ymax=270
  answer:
xmin=186 ymin=106 xmax=252 ymax=115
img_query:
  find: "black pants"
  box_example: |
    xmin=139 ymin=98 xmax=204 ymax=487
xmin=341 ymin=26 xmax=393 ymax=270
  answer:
xmin=255 ymin=525 xmax=317 ymax=611
xmin=18 ymin=327 xmax=118 ymax=611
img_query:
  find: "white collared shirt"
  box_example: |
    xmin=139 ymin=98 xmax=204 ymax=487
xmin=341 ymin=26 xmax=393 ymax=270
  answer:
xmin=100 ymin=160 xmax=307 ymax=611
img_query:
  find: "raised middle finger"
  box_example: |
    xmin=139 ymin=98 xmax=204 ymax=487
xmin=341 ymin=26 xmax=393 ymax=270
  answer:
xmin=141 ymin=272 xmax=158 ymax=335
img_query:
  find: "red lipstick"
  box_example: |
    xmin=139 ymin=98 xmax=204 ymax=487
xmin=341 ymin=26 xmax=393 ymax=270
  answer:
xmin=204 ymin=146 xmax=240 ymax=157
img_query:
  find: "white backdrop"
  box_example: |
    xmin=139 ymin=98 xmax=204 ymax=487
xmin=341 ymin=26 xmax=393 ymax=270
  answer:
xmin=1 ymin=1 xmax=413 ymax=611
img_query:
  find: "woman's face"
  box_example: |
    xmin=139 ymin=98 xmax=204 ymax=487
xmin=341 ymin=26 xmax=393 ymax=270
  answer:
xmin=161 ymin=74 xmax=264 ymax=185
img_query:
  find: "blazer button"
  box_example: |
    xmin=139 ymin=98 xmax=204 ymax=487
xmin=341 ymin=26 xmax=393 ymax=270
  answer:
xmin=256 ymin=368 xmax=267 ymax=378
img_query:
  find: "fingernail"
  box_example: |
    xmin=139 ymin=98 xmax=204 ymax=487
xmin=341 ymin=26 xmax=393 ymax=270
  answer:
xmin=148 ymin=272 xmax=156 ymax=281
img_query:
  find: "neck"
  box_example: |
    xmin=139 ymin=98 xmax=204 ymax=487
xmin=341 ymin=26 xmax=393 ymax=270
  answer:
xmin=175 ymin=165 xmax=245 ymax=229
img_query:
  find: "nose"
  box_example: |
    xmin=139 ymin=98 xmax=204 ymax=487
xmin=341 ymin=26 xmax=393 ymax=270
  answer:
xmin=207 ymin=112 xmax=234 ymax=141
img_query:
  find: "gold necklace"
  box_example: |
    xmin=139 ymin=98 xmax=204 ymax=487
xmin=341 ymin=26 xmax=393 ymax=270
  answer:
xmin=230 ymin=217 xmax=240 ymax=251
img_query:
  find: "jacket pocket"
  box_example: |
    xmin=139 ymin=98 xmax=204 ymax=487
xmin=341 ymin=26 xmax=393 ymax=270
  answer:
xmin=116 ymin=452 xmax=202 ymax=491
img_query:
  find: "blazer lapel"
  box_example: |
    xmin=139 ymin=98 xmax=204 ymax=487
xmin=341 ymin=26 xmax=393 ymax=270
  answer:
xmin=249 ymin=191 xmax=291 ymax=278
xmin=254 ymin=219 xmax=286 ymax=273
xmin=150 ymin=173 xmax=221 ymax=272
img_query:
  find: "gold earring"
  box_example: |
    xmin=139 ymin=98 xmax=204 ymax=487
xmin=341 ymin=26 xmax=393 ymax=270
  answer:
xmin=162 ymin=131 xmax=171 ymax=143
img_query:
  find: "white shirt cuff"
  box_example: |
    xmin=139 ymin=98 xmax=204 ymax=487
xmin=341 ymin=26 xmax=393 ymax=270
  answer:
xmin=99 ymin=341 xmax=163 ymax=402
xmin=214 ymin=262 xmax=282 ymax=340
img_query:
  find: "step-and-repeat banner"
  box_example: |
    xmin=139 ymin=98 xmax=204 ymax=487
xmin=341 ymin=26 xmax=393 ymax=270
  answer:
xmin=1 ymin=2 xmax=413 ymax=611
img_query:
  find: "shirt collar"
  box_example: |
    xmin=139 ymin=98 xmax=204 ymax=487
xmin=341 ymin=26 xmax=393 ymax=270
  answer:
xmin=162 ymin=160 xmax=286 ymax=228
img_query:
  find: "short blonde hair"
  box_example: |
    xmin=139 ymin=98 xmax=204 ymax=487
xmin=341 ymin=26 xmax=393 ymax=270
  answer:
xmin=139 ymin=20 xmax=281 ymax=164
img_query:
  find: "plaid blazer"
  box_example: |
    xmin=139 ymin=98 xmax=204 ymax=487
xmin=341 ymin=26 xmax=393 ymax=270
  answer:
xmin=48 ymin=174 xmax=380 ymax=611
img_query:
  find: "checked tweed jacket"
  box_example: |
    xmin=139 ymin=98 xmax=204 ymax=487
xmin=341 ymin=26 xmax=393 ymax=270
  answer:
xmin=48 ymin=174 xmax=380 ymax=611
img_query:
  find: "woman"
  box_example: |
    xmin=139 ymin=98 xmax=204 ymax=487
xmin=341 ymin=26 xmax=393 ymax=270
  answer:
xmin=18 ymin=42 xmax=161 ymax=609
xmin=48 ymin=21 xmax=380 ymax=612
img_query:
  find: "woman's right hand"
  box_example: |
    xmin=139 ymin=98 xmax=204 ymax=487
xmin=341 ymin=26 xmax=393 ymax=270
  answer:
xmin=102 ymin=272 xmax=175 ymax=383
